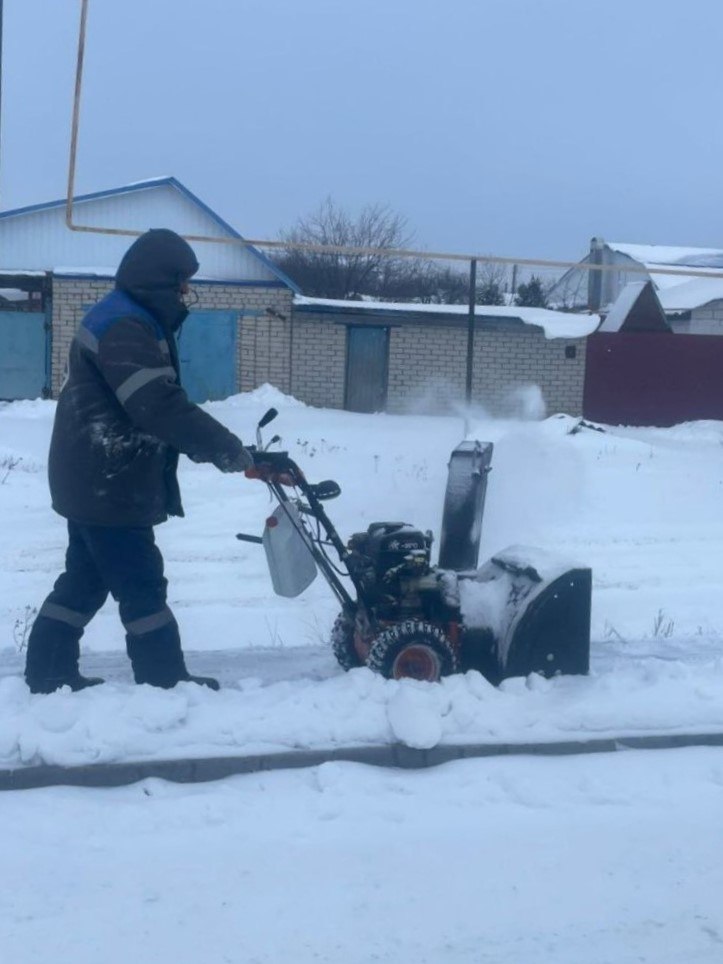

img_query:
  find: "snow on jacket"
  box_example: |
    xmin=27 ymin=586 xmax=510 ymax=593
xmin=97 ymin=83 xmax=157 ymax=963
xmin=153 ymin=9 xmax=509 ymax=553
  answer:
xmin=48 ymin=229 xmax=248 ymax=527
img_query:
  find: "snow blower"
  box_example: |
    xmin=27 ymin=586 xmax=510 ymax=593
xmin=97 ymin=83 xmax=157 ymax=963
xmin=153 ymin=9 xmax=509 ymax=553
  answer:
xmin=237 ymin=408 xmax=591 ymax=684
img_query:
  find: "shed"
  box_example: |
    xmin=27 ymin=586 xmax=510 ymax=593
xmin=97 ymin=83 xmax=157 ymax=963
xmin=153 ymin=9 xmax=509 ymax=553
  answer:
xmin=291 ymin=296 xmax=598 ymax=416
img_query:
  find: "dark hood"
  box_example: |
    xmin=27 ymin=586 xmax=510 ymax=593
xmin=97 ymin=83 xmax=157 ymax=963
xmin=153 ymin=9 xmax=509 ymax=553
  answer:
xmin=115 ymin=229 xmax=200 ymax=332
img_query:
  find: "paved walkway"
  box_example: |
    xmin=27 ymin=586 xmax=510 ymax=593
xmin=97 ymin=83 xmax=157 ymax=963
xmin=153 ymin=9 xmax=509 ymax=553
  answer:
xmin=3 ymin=732 xmax=723 ymax=792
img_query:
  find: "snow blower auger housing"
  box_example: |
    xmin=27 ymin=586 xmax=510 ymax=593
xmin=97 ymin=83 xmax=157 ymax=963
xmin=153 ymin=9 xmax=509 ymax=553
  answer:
xmin=238 ymin=408 xmax=592 ymax=684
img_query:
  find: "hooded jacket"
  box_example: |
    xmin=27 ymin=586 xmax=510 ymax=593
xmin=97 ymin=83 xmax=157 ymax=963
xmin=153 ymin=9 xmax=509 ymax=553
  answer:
xmin=48 ymin=229 xmax=248 ymax=527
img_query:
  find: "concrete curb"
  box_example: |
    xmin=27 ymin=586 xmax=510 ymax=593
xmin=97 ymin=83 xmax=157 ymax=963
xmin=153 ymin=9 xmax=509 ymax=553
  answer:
xmin=2 ymin=731 xmax=723 ymax=791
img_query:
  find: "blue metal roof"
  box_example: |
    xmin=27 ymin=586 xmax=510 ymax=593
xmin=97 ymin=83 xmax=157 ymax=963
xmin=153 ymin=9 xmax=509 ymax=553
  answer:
xmin=0 ymin=176 xmax=300 ymax=292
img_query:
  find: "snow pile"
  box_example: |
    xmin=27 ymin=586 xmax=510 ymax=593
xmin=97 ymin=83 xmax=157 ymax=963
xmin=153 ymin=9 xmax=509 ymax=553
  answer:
xmin=3 ymin=653 xmax=723 ymax=768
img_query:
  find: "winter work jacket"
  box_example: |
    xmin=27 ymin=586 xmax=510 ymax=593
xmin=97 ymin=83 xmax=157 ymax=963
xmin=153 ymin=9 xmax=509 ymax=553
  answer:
xmin=48 ymin=229 xmax=248 ymax=527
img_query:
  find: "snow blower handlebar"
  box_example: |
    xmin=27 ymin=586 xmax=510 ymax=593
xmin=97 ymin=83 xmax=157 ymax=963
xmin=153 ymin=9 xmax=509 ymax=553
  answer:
xmin=244 ymin=451 xmax=301 ymax=488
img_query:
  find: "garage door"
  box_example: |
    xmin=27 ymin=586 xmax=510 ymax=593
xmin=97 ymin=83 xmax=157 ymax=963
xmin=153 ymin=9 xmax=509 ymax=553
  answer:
xmin=345 ymin=326 xmax=389 ymax=412
xmin=0 ymin=312 xmax=48 ymax=401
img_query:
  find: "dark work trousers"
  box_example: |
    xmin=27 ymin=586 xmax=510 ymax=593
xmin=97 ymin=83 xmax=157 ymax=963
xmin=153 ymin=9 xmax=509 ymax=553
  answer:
xmin=24 ymin=521 xmax=188 ymax=687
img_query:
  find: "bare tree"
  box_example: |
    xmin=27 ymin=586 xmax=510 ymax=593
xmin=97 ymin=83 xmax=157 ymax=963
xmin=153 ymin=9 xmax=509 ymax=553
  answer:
xmin=274 ymin=200 xmax=518 ymax=307
xmin=275 ymin=198 xmax=416 ymax=299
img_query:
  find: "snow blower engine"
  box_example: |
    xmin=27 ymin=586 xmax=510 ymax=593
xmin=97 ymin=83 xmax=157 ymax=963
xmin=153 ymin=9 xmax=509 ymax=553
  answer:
xmin=237 ymin=408 xmax=591 ymax=684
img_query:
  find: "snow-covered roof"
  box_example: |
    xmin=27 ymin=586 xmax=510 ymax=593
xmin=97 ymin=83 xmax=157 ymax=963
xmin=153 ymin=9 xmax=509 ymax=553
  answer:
xmin=603 ymin=241 xmax=723 ymax=307
xmin=657 ymin=277 xmax=723 ymax=312
xmin=294 ymin=296 xmax=599 ymax=339
xmin=607 ymin=241 xmax=723 ymax=269
xmin=598 ymin=282 xmax=647 ymax=333
xmin=598 ymin=281 xmax=670 ymax=333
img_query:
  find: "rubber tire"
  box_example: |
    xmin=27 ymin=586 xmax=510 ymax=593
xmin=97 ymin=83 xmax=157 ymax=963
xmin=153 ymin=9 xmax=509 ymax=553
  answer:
xmin=331 ymin=608 xmax=364 ymax=671
xmin=367 ymin=620 xmax=458 ymax=681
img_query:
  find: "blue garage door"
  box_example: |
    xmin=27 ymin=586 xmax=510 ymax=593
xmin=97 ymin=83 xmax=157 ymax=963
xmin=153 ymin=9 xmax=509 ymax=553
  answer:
xmin=0 ymin=311 xmax=48 ymax=400
xmin=345 ymin=326 xmax=389 ymax=412
xmin=177 ymin=310 xmax=239 ymax=402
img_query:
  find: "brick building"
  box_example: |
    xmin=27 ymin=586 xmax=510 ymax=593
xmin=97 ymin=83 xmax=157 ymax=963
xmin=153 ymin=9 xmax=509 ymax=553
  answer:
xmin=0 ymin=177 xmax=598 ymax=416
xmin=292 ymin=297 xmax=596 ymax=416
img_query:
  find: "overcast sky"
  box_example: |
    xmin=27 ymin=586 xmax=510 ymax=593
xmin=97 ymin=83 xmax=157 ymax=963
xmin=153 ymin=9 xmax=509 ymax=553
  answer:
xmin=2 ymin=0 xmax=723 ymax=263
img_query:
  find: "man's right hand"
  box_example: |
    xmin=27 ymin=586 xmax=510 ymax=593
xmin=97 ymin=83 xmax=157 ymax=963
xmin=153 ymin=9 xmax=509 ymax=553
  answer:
xmin=216 ymin=445 xmax=254 ymax=473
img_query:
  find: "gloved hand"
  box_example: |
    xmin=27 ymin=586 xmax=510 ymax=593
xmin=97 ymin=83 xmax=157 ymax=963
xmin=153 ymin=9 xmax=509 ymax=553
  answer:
xmin=216 ymin=445 xmax=254 ymax=473
xmin=245 ymin=462 xmax=298 ymax=486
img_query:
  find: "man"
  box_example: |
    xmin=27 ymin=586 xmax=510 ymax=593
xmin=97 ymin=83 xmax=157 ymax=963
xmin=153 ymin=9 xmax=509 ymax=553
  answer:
xmin=24 ymin=228 xmax=253 ymax=694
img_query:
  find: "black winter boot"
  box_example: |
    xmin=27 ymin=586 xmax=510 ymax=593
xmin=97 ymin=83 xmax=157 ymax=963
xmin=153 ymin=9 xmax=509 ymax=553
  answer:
xmin=183 ymin=673 xmax=220 ymax=691
xmin=27 ymin=673 xmax=105 ymax=695
xmin=126 ymin=628 xmax=219 ymax=690
xmin=25 ymin=613 xmax=104 ymax=694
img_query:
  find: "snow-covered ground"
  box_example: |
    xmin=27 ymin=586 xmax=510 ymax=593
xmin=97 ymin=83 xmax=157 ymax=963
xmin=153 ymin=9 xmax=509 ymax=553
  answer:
xmin=3 ymin=387 xmax=723 ymax=962
xmin=2 ymin=386 xmax=723 ymax=765
xmin=2 ymin=750 xmax=723 ymax=963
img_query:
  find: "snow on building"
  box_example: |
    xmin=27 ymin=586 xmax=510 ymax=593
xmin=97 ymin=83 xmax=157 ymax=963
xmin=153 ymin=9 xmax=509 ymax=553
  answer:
xmin=550 ymin=237 xmax=723 ymax=334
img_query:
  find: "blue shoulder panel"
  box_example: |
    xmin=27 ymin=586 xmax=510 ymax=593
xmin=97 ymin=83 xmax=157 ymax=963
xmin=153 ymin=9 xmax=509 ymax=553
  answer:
xmin=83 ymin=290 xmax=164 ymax=340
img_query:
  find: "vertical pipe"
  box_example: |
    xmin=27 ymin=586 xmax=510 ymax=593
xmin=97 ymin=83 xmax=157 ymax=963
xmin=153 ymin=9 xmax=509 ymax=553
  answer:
xmin=67 ymin=0 xmax=90 ymax=227
xmin=0 ymin=0 xmax=4 ymax=200
xmin=510 ymin=263 xmax=518 ymax=301
xmin=465 ymin=258 xmax=477 ymax=404
xmin=588 ymin=237 xmax=604 ymax=311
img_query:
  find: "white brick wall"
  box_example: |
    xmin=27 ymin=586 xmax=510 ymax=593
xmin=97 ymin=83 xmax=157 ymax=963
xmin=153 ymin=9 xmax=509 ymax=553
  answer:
xmin=50 ymin=283 xmax=586 ymax=416
xmin=50 ymin=277 xmax=293 ymax=396
xmin=684 ymin=300 xmax=723 ymax=334
xmin=289 ymin=316 xmax=346 ymax=408
xmin=288 ymin=312 xmax=586 ymax=416
xmin=387 ymin=323 xmax=586 ymax=416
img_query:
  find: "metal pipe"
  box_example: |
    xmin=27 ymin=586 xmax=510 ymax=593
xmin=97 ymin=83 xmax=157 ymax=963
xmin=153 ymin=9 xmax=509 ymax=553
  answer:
xmin=466 ymin=259 xmax=477 ymax=404
xmin=67 ymin=0 xmax=89 ymax=229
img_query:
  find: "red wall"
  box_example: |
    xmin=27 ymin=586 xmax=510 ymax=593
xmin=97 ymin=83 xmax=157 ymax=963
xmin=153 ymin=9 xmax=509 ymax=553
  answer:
xmin=584 ymin=332 xmax=723 ymax=426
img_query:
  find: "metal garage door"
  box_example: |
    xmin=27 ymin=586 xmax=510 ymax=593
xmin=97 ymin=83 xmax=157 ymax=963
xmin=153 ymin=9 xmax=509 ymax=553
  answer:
xmin=0 ymin=311 xmax=48 ymax=400
xmin=177 ymin=310 xmax=239 ymax=402
xmin=345 ymin=326 xmax=389 ymax=412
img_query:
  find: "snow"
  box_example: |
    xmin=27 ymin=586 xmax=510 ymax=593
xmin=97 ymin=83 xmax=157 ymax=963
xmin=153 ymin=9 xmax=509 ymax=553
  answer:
xmin=608 ymin=240 xmax=723 ymax=268
xmin=2 ymin=751 xmax=723 ymax=962
xmin=3 ymin=388 xmax=723 ymax=961
xmin=459 ymin=545 xmax=583 ymax=664
xmin=294 ymin=294 xmax=600 ymax=339
xmin=657 ymin=276 xmax=723 ymax=311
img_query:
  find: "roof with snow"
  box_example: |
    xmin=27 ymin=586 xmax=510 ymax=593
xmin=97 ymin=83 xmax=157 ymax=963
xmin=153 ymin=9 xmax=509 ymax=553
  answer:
xmin=550 ymin=238 xmax=723 ymax=312
xmin=606 ymin=241 xmax=723 ymax=269
xmin=294 ymin=295 xmax=599 ymax=339
xmin=656 ymin=277 xmax=723 ymax=312
xmin=0 ymin=177 xmax=299 ymax=290
xmin=605 ymin=241 xmax=723 ymax=305
xmin=599 ymin=281 xmax=671 ymax=333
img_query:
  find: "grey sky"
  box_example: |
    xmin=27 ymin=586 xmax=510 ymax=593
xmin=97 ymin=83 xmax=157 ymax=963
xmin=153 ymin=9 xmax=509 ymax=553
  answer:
xmin=2 ymin=0 xmax=723 ymax=263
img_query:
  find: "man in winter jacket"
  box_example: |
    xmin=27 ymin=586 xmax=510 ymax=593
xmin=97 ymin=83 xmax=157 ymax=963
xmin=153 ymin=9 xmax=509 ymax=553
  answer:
xmin=24 ymin=228 xmax=253 ymax=694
